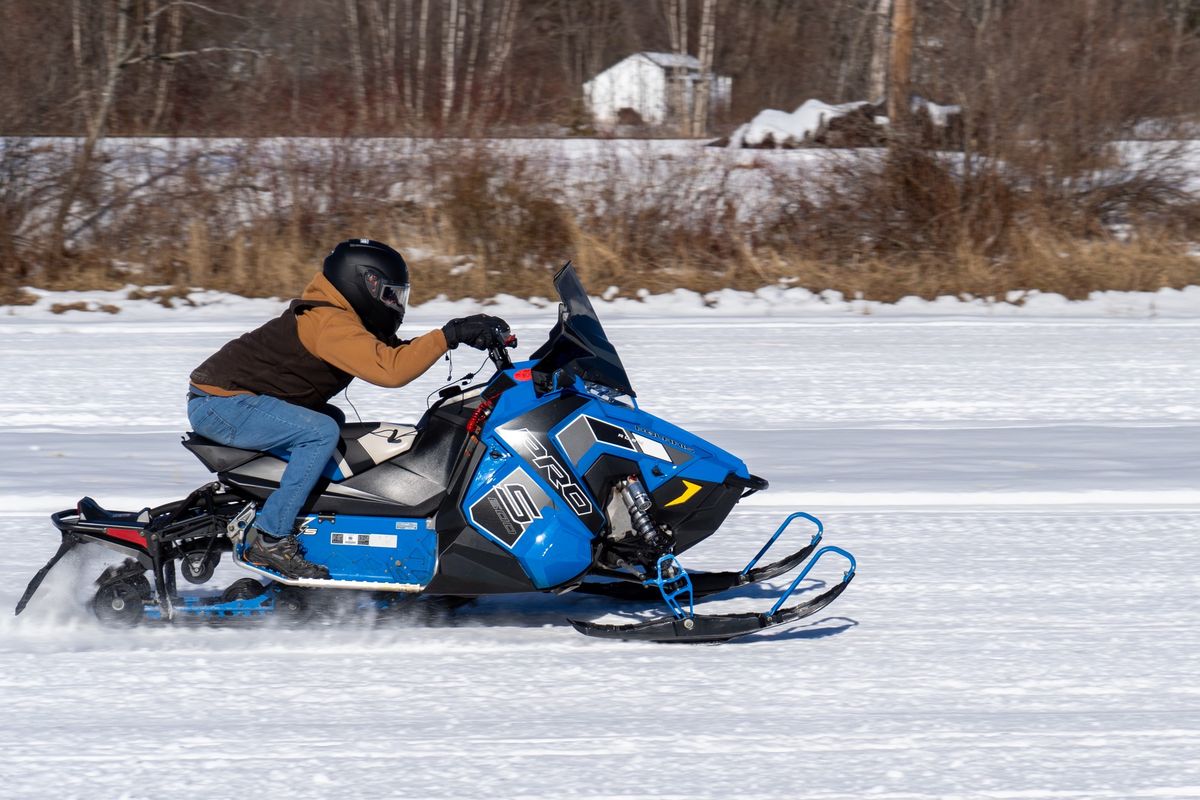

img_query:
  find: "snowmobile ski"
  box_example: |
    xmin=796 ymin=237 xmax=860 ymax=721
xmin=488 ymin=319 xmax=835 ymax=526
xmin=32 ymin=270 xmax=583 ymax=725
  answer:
xmin=570 ymin=545 xmax=856 ymax=644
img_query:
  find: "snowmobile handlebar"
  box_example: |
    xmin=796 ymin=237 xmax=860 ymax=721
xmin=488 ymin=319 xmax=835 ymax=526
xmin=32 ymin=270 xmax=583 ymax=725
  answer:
xmin=487 ymin=332 xmax=517 ymax=372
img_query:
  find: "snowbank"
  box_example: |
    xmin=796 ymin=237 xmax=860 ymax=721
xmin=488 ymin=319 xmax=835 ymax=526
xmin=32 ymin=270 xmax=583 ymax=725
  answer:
xmin=5 ymin=283 xmax=1200 ymax=323
xmin=728 ymin=99 xmax=875 ymax=148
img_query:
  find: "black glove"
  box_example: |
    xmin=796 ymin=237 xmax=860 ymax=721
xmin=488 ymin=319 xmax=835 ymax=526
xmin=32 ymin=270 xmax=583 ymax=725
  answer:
xmin=442 ymin=314 xmax=512 ymax=350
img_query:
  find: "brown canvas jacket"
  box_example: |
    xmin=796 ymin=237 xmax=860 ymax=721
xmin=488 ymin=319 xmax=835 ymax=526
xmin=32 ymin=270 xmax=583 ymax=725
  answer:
xmin=191 ymin=272 xmax=448 ymax=406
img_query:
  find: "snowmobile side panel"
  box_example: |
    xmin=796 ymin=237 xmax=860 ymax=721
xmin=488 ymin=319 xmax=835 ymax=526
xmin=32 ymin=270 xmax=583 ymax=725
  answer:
xmin=462 ymin=394 xmax=597 ymax=590
xmin=290 ymin=513 xmax=437 ymax=586
xmin=424 ymin=528 xmax=537 ymax=595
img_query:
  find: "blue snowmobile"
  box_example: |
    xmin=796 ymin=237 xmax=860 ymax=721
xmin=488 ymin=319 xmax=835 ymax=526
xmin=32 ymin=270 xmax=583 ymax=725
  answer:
xmin=15 ymin=264 xmax=855 ymax=642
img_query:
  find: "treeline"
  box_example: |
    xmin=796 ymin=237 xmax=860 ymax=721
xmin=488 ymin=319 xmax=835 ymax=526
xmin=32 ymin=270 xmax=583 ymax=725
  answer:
xmin=2 ymin=0 xmax=1200 ymax=304
xmin=4 ymin=0 xmax=1196 ymax=137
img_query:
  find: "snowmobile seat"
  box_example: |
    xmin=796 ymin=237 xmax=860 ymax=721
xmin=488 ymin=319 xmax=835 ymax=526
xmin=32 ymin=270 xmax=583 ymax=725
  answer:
xmin=331 ymin=422 xmax=419 ymax=478
xmin=78 ymin=496 xmax=151 ymax=526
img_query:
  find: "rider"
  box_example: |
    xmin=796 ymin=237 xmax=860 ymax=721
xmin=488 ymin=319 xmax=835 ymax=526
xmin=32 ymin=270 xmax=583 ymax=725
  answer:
xmin=187 ymin=238 xmax=511 ymax=579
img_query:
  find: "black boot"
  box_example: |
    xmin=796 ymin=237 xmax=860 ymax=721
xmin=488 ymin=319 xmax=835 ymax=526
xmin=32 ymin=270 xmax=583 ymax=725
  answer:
xmin=245 ymin=532 xmax=329 ymax=580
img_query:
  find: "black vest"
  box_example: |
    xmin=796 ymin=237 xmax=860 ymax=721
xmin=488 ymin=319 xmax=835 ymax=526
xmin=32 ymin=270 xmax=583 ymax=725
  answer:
xmin=189 ymin=300 xmax=354 ymax=410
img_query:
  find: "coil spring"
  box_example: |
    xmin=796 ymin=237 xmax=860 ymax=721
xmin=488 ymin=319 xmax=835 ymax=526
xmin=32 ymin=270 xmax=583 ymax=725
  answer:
xmin=621 ymin=478 xmax=657 ymax=542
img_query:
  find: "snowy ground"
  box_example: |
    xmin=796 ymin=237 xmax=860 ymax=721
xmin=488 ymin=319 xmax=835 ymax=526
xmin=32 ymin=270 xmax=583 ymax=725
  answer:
xmin=1 ymin=292 xmax=1198 ymax=799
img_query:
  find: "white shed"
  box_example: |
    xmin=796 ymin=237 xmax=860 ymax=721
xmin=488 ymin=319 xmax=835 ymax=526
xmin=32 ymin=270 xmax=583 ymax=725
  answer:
xmin=583 ymin=52 xmax=732 ymax=128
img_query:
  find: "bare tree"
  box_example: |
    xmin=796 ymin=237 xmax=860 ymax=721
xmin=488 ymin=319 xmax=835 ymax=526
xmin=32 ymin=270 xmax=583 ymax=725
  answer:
xmin=442 ymin=0 xmax=461 ymax=122
xmin=49 ymin=0 xmax=263 ymax=257
xmin=401 ymin=0 xmax=414 ymax=112
xmin=665 ymin=0 xmax=690 ymax=134
xmin=868 ymin=0 xmax=893 ymax=103
xmin=365 ymin=0 xmax=401 ymax=128
xmin=345 ymin=0 xmax=369 ymax=128
xmin=480 ymin=0 xmax=520 ymax=119
xmin=691 ymin=0 xmax=716 ymax=137
xmin=461 ymin=0 xmax=486 ymax=119
xmin=149 ymin=1 xmax=184 ymax=131
xmin=415 ymin=0 xmax=431 ymax=119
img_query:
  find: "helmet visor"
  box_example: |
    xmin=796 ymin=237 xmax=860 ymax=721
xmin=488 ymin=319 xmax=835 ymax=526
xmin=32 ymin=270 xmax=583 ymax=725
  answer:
xmin=363 ymin=269 xmax=410 ymax=314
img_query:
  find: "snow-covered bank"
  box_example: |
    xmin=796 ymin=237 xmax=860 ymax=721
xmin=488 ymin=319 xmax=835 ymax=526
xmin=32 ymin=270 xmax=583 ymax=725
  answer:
xmin=8 ymin=282 xmax=1200 ymax=322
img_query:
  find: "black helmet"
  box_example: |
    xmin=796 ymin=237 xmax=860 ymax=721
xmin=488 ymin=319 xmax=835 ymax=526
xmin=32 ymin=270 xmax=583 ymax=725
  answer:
xmin=322 ymin=239 xmax=411 ymax=339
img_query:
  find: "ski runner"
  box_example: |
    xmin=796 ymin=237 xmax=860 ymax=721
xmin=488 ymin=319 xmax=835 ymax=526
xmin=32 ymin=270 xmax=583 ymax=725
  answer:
xmin=186 ymin=239 xmax=510 ymax=579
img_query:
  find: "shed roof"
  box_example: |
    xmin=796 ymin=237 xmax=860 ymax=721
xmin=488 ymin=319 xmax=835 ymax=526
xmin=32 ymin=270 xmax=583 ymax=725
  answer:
xmin=639 ymin=52 xmax=702 ymax=69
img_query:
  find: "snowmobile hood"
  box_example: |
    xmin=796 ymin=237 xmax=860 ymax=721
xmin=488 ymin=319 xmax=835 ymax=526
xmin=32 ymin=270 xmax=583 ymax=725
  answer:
xmin=301 ymin=271 xmax=354 ymax=312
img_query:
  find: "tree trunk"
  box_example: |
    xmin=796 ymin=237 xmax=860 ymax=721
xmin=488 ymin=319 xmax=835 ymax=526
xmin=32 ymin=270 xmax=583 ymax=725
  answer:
xmin=481 ymin=0 xmax=519 ymax=120
xmin=386 ymin=0 xmax=399 ymax=127
xmin=365 ymin=0 xmax=400 ymax=128
xmin=401 ymin=0 xmax=414 ymax=112
xmin=666 ymin=0 xmax=690 ymax=133
xmin=442 ymin=0 xmax=460 ymax=123
xmin=150 ymin=1 xmax=183 ymax=131
xmin=71 ymin=0 xmax=92 ymax=126
xmin=415 ymin=0 xmax=430 ymax=120
xmin=691 ymin=0 xmax=716 ymax=137
xmin=887 ymin=0 xmax=913 ymax=128
xmin=868 ymin=0 xmax=893 ymax=104
xmin=344 ymin=0 xmax=369 ymax=129
xmin=53 ymin=0 xmax=136 ymax=258
xmin=461 ymin=0 xmax=485 ymax=119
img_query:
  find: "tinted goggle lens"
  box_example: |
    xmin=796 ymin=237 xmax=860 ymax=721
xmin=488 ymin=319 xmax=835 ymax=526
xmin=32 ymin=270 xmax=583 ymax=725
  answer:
xmin=379 ymin=283 xmax=409 ymax=312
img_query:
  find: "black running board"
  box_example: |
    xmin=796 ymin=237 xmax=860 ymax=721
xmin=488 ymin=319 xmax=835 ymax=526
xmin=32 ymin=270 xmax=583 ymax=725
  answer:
xmin=569 ymin=577 xmax=852 ymax=644
xmin=574 ymin=539 xmax=822 ymax=603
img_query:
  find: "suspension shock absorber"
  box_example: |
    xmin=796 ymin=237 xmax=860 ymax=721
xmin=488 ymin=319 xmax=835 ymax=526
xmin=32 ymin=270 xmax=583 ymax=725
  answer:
xmin=621 ymin=477 xmax=659 ymax=545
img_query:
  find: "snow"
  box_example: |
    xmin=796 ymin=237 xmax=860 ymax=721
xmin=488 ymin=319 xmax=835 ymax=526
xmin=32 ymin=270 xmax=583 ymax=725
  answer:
xmin=729 ymin=99 xmax=875 ymax=148
xmin=913 ymin=96 xmax=962 ymax=127
xmin=1 ymin=293 xmax=1199 ymax=799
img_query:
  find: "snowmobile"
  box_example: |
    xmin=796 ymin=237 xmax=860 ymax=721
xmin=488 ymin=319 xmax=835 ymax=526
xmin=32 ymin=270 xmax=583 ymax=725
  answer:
xmin=15 ymin=263 xmax=855 ymax=643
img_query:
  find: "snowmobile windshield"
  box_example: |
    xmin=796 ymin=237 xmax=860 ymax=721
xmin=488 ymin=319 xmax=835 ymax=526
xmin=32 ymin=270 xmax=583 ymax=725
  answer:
xmin=529 ymin=262 xmax=635 ymax=399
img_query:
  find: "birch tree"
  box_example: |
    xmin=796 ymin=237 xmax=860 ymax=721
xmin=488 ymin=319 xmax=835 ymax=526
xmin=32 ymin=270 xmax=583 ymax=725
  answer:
xmin=344 ymin=0 xmax=369 ymax=127
xmin=442 ymin=0 xmax=461 ymax=122
xmin=364 ymin=0 xmax=401 ymax=128
xmin=665 ymin=0 xmax=689 ymax=134
xmin=868 ymin=0 xmax=893 ymax=103
xmin=690 ymin=0 xmax=716 ymax=137
xmin=480 ymin=0 xmax=520 ymax=119
xmin=415 ymin=0 xmax=431 ymax=118
xmin=461 ymin=0 xmax=486 ymax=119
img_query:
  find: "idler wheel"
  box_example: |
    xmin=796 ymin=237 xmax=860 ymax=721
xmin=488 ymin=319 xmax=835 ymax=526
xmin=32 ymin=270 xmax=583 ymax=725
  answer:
xmin=92 ymin=578 xmax=148 ymax=627
xmin=220 ymin=578 xmax=267 ymax=602
xmin=181 ymin=550 xmax=220 ymax=584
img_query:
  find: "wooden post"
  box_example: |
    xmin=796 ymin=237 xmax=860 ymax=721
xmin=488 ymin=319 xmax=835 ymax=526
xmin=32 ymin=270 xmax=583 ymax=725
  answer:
xmin=887 ymin=0 xmax=914 ymax=129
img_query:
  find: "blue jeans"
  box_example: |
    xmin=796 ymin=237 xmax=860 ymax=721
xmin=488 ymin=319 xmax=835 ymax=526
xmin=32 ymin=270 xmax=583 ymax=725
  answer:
xmin=187 ymin=392 xmax=342 ymax=538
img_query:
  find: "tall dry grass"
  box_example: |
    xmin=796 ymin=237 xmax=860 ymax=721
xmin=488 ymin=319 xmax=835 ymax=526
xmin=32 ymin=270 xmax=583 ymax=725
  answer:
xmin=1 ymin=133 xmax=1199 ymax=305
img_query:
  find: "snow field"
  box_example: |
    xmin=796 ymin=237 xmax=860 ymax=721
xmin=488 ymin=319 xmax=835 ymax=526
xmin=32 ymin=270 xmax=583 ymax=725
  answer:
xmin=0 ymin=291 xmax=1197 ymax=799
